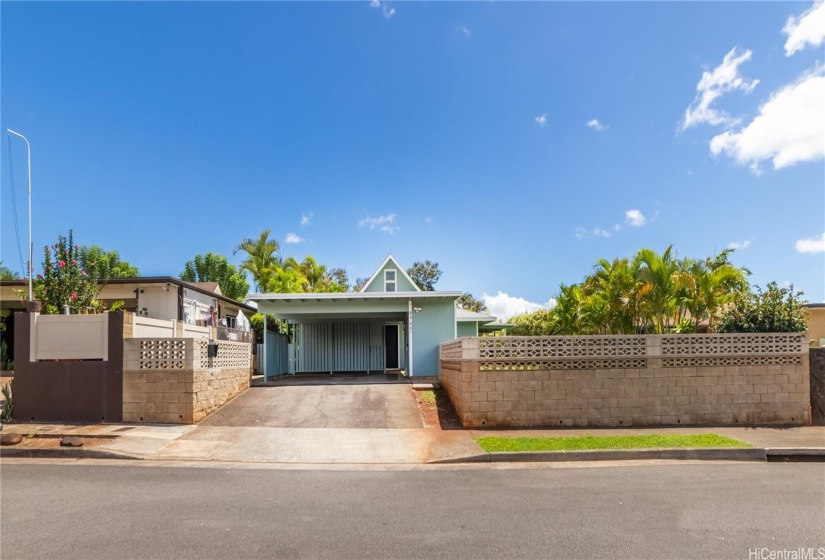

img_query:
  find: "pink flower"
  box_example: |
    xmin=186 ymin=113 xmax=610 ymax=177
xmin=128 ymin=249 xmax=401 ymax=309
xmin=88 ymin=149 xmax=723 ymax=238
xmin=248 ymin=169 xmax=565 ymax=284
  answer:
xmin=71 ymin=259 xmax=77 ymax=265
xmin=36 ymin=274 xmax=43 ymax=280
xmin=59 ymin=260 xmax=66 ymax=268
xmin=70 ymin=293 xmax=77 ymax=301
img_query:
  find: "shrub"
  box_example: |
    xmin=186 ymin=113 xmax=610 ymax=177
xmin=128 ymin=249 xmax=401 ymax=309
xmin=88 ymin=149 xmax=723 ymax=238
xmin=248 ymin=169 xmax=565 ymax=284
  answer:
xmin=715 ymin=282 xmax=808 ymax=333
xmin=34 ymin=231 xmax=99 ymax=314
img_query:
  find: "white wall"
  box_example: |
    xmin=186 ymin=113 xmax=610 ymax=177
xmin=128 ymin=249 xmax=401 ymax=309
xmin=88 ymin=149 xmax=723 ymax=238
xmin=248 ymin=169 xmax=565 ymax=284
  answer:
xmin=138 ymin=287 xmax=178 ymax=321
xmin=182 ymin=288 xmax=216 ymax=324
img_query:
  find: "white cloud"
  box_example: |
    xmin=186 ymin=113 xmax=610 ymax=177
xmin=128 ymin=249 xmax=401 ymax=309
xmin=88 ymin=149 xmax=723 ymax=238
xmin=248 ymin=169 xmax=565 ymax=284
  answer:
xmin=681 ymin=47 xmax=759 ymax=130
xmin=300 ymin=212 xmax=313 ymax=227
xmin=456 ymin=25 xmax=471 ymax=38
xmin=535 ymin=114 xmax=547 ymax=127
xmin=425 ymin=217 xmax=434 ymax=225
xmin=285 ymin=233 xmax=304 ymax=244
xmin=586 ymin=119 xmax=608 ymax=132
xmin=574 ymin=227 xmax=588 ymax=238
xmin=483 ymin=291 xmax=556 ymax=320
xmin=796 ymin=232 xmax=825 ymax=254
xmin=593 ymin=227 xmax=615 ymax=238
xmin=625 ymin=209 xmax=646 ymax=227
xmin=359 ymin=214 xmax=398 ymax=233
xmin=370 ymin=0 xmax=395 ymax=18
xmin=783 ymin=1 xmax=825 ymax=56
xmin=710 ymin=66 xmax=825 ymax=172
xmin=727 ymin=240 xmax=752 ymax=250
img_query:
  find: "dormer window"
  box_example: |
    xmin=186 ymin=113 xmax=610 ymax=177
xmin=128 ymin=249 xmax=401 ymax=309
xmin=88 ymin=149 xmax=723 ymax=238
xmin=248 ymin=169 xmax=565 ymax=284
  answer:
xmin=385 ymin=269 xmax=397 ymax=292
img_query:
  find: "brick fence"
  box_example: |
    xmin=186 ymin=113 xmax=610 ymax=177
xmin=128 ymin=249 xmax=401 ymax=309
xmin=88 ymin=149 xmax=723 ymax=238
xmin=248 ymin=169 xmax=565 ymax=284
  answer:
xmin=439 ymin=334 xmax=810 ymax=428
xmin=123 ymin=338 xmax=251 ymax=424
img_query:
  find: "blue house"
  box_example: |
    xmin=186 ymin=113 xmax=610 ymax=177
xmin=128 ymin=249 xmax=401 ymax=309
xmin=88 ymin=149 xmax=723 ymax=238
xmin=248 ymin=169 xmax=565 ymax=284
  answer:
xmin=248 ymin=254 xmax=502 ymax=378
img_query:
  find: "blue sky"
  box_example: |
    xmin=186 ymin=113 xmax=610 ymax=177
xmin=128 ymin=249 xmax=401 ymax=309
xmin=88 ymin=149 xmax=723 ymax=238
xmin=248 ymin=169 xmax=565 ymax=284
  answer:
xmin=2 ymin=1 xmax=823 ymax=317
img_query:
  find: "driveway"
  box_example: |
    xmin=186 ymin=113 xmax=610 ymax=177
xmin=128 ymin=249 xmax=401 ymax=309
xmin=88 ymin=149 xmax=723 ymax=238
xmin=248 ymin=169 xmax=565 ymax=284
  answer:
xmin=199 ymin=374 xmax=424 ymax=429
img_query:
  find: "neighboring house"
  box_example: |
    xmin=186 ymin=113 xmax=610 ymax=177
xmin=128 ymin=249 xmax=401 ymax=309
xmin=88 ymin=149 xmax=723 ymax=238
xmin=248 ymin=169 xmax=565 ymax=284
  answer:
xmin=0 ymin=277 xmax=255 ymax=363
xmin=807 ymin=303 xmax=825 ymax=346
xmin=249 ymin=254 xmax=503 ymax=378
xmin=456 ymin=307 xmax=512 ymax=336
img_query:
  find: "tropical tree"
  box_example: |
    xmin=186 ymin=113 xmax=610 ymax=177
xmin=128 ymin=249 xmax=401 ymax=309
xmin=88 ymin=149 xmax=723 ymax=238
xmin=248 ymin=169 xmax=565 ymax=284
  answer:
xmin=582 ymin=258 xmax=638 ymax=334
xmin=552 ymin=284 xmax=587 ymax=335
xmin=407 ymin=260 xmax=442 ymax=291
xmin=298 ymin=255 xmax=328 ymax=292
xmin=509 ymin=308 xmax=556 ymax=335
xmin=234 ymin=229 xmax=280 ymax=291
xmin=330 ymin=268 xmax=349 ymax=291
xmin=0 ymin=261 xmax=19 ymax=280
xmin=261 ymin=267 xmax=307 ymax=294
xmin=180 ymin=253 xmax=249 ymax=302
xmin=457 ymin=292 xmax=488 ymax=313
xmin=632 ymin=246 xmax=680 ymax=334
xmin=79 ymin=245 xmax=139 ymax=280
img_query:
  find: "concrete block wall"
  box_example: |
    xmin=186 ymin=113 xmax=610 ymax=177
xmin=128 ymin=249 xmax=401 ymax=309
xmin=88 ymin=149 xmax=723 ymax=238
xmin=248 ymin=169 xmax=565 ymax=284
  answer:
xmin=192 ymin=367 xmax=249 ymax=423
xmin=440 ymin=360 xmax=810 ymax=428
xmin=122 ymin=337 xmax=251 ymax=424
xmin=123 ymin=370 xmax=196 ymax=424
xmin=122 ymin=367 xmax=249 ymax=424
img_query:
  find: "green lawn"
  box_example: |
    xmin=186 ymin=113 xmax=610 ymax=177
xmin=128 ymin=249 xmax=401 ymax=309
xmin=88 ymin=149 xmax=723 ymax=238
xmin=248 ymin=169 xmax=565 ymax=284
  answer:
xmin=476 ymin=434 xmax=752 ymax=453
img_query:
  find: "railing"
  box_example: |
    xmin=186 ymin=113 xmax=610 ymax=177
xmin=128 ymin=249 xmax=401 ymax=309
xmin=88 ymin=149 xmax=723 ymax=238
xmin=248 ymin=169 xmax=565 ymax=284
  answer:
xmin=217 ymin=326 xmax=253 ymax=344
xmin=30 ymin=313 xmax=109 ymax=361
xmin=441 ymin=333 xmax=807 ymax=371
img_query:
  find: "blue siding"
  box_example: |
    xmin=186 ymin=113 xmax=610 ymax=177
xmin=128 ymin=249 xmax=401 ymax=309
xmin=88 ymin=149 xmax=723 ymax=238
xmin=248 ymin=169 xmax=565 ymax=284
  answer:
xmin=362 ymin=258 xmax=418 ymax=292
xmin=292 ymin=320 xmax=405 ymax=373
xmin=457 ymin=322 xmax=478 ymax=337
xmin=411 ymin=300 xmax=456 ymax=376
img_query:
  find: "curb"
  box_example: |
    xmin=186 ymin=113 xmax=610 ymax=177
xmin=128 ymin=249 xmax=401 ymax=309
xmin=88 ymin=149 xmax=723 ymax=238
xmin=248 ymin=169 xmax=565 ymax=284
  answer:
xmin=765 ymin=448 xmax=825 ymax=462
xmin=432 ymin=447 xmax=768 ymax=464
xmin=0 ymin=447 xmax=141 ymax=460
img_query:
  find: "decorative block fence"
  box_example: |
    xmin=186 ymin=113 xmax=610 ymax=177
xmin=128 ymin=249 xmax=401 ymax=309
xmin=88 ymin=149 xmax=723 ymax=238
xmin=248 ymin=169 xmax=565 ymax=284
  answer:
xmin=123 ymin=338 xmax=251 ymax=424
xmin=439 ymin=334 xmax=810 ymax=428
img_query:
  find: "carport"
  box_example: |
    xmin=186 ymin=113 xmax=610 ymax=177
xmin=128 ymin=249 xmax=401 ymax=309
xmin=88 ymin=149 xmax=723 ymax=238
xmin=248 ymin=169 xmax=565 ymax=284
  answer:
xmin=248 ymin=291 xmax=460 ymax=380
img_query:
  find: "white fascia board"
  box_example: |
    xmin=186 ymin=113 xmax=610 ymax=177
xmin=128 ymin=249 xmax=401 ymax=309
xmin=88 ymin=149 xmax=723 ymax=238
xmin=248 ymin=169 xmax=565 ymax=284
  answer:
xmin=247 ymin=291 xmax=461 ymax=302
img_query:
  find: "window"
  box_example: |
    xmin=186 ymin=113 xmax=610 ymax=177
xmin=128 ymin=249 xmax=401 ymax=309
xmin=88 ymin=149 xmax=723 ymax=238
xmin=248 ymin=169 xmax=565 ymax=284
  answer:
xmin=385 ymin=269 xmax=396 ymax=292
xmin=225 ymin=315 xmax=236 ymax=328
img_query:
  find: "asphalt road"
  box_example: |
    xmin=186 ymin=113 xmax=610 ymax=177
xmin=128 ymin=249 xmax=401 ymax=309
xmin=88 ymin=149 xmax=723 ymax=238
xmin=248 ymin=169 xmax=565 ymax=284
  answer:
xmin=1 ymin=461 xmax=824 ymax=559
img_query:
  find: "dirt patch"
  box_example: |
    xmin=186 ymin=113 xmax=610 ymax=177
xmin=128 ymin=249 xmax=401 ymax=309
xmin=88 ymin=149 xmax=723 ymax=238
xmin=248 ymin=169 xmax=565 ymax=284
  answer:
xmin=414 ymin=388 xmax=463 ymax=430
xmin=11 ymin=436 xmax=111 ymax=449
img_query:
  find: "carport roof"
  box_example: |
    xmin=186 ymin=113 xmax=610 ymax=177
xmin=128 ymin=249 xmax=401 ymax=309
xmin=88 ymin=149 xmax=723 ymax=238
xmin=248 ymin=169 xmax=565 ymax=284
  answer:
xmin=249 ymin=290 xmax=462 ymax=317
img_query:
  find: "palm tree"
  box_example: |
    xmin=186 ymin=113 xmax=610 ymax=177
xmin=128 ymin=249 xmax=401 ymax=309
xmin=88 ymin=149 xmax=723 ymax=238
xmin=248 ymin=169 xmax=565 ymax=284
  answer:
xmin=298 ymin=255 xmax=329 ymax=293
xmin=584 ymin=258 xmax=637 ymax=334
xmin=234 ymin=229 xmax=280 ymax=291
xmin=633 ymin=246 xmax=680 ymax=334
xmin=552 ymin=284 xmax=586 ymax=335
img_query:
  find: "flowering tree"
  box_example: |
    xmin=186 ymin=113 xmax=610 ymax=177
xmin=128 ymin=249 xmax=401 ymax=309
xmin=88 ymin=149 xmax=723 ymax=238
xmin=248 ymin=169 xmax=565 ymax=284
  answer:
xmin=34 ymin=230 xmax=99 ymax=314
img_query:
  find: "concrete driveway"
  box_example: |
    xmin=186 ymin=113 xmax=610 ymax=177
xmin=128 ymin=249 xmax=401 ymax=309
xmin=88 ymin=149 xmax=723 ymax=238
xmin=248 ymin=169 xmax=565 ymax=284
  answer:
xmin=199 ymin=374 xmax=424 ymax=429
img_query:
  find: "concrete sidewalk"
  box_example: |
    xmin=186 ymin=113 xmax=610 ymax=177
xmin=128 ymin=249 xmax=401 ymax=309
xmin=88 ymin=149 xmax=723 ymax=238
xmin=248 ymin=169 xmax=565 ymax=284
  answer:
xmin=0 ymin=422 xmax=482 ymax=463
xmin=2 ymin=422 xmax=823 ymax=464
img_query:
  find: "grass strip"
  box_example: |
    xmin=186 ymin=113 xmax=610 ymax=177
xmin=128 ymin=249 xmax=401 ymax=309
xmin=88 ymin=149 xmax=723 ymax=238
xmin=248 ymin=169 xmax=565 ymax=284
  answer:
xmin=476 ymin=434 xmax=752 ymax=453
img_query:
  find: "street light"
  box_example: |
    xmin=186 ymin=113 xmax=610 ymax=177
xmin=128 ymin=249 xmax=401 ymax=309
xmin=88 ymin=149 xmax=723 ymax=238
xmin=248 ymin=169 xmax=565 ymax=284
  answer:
xmin=6 ymin=128 xmax=32 ymax=302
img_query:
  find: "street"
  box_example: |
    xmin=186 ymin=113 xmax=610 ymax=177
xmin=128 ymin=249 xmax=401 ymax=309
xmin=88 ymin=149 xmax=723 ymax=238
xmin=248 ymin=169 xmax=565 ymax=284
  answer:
xmin=1 ymin=461 xmax=823 ymax=559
